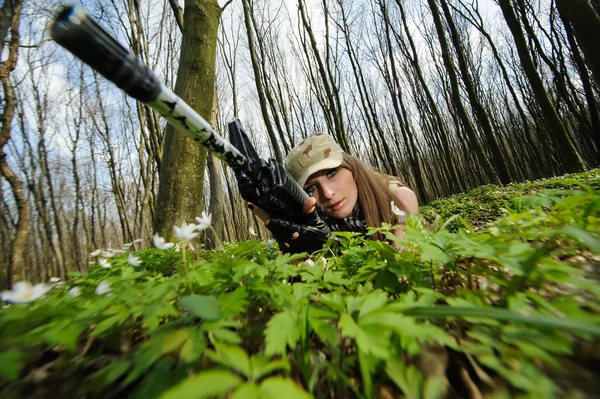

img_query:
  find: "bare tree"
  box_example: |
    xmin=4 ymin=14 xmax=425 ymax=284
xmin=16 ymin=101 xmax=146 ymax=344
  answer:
xmin=155 ymin=0 xmax=222 ymax=240
xmin=498 ymin=0 xmax=585 ymax=172
xmin=0 ymin=0 xmax=29 ymax=286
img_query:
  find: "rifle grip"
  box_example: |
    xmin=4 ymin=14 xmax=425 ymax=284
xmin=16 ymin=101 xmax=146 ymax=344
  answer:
xmin=51 ymin=5 xmax=161 ymax=103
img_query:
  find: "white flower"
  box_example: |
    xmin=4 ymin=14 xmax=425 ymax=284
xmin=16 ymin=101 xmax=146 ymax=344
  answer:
xmin=266 ymin=239 xmax=275 ymax=249
xmin=99 ymin=259 xmax=111 ymax=269
xmin=305 ymin=259 xmax=315 ymax=268
xmin=174 ymin=222 xmax=199 ymax=242
xmin=101 ymin=251 xmax=115 ymax=258
xmin=194 ymin=211 xmax=212 ymax=231
xmin=112 ymin=249 xmax=126 ymax=255
xmin=153 ymin=233 xmax=175 ymax=250
xmin=133 ymin=238 xmax=142 ymax=243
xmin=249 ymin=227 xmax=258 ymax=236
xmin=95 ymin=281 xmax=111 ymax=295
xmin=391 ymin=201 xmax=407 ymax=223
xmin=127 ymin=253 xmax=142 ymax=267
xmin=50 ymin=277 xmax=61 ymax=283
xmin=68 ymin=287 xmax=81 ymax=298
xmin=123 ymin=243 xmax=132 ymax=248
xmin=90 ymin=249 xmax=102 ymax=257
xmin=1 ymin=281 xmax=52 ymax=303
xmin=282 ymin=279 xmax=287 ymax=285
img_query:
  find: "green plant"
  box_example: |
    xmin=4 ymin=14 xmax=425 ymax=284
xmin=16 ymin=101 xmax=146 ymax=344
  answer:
xmin=1 ymin=170 xmax=599 ymax=398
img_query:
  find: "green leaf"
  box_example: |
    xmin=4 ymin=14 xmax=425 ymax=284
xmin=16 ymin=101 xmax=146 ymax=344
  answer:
xmin=317 ymin=292 xmax=346 ymax=313
xmin=91 ymin=313 xmax=127 ymax=337
xmin=131 ymin=358 xmax=178 ymax=399
xmin=264 ymin=311 xmax=301 ymax=356
xmin=159 ymin=370 xmax=242 ymax=399
xmin=0 ymin=349 xmax=23 ymax=380
xmin=339 ymin=313 xmax=390 ymax=359
xmin=308 ymin=315 xmax=339 ymax=346
xmin=385 ymin=358 xmax=423 ymax=399
xmin=211 ymin=328 xmax=242 ymax=344
xmin=250 ymin=354 xmax=290 ymax=381
xmin=231 ymin=382 xmax=260 ymax=399
xmin=179 ymin=295 xmax=223 ymax=321
xmin=423 ymin=377 xmax=446 ymax=399
xmin=179 ymin=329 xmax=207 ymax=363
xmin=358 ymin=290 xmax=388 ymax=319
xmin=42 ymin=321 xmax=86 ymax=352
xmin=218 ymin=287 xmax=249 ymax=318
xmin=161 ymin=330 xmax=190 ymax=355
xmin=258 ymin=377 xmax=313 ymax=399
xmin=404 ymin=306 xmax=600 ymax=336
xmin=560 ymin=225 xmax=600 ymax=252
xmin=104 ymin=360 xmax=131 ymax=386
xmin=206 ymin=344 xmax=250 ymax=378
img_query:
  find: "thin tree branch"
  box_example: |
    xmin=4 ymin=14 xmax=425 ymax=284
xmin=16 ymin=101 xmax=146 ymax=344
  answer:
xmin=168 ymin=0 xmax=184 ymax=33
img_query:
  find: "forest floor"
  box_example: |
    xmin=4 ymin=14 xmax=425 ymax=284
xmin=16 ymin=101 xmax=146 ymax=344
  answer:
xmin=1 ymin=169 xmax=599 ymax=398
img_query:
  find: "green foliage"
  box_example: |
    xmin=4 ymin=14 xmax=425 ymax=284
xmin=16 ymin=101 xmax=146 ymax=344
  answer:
xmin=1 ymin=170 xmax=599 ymax=398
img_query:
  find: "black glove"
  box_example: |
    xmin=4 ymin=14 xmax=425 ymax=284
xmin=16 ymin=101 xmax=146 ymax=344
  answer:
xmin=235 ymin=158 xmax=309 ymax=223
xmin=267 ymin=210 xmax=331 ymax=254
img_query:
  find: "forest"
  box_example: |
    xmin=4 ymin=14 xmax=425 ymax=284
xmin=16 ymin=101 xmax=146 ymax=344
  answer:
xmin=0 ymin=0 xmax=599 ymax=397
xmin=0 ymin=0 xmax=596 ymax=285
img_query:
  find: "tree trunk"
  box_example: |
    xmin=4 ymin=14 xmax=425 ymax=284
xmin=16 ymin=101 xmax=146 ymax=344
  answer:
xmin=555 ymin=0 xmax=600 ymax=87
xmin=154 ymin=0 xmax=220 ymax=239
xmin=498 ymin=0 xmax=585 ymax=172
xmin=0 ymin=0 xmax=28 ymax=286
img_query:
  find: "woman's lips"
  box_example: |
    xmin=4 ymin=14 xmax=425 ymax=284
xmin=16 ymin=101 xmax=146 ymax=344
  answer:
xmin=330 ymin=199 xmax=344 ymax=212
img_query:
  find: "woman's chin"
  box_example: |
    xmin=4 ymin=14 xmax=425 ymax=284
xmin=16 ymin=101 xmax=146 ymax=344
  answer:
xmin=326 ymin=207 xmax=352 ymax=219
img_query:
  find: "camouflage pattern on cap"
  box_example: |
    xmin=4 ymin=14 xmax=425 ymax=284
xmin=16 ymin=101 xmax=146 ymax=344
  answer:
xmin=284 ymin=133 xmax=344 ymax=187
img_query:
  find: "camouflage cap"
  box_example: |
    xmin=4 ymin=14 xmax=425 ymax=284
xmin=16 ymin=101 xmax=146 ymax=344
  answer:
xmin=284 ymin=133 xmax=344 ymax=187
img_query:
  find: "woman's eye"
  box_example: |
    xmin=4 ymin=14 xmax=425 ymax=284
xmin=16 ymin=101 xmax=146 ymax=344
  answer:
xmin=305 ymin=185 xmax=315 ymax=196
xmin=327 ymin=168 xmax=338 ymax=178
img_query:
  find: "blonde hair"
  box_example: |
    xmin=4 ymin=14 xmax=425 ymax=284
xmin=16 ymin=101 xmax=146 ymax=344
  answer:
xmin=339 ymin=154 xmax=407 ymax=240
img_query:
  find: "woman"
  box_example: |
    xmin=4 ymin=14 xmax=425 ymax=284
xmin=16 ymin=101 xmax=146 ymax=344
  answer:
xmin=250 ymin=133 xmax=419 ymax=252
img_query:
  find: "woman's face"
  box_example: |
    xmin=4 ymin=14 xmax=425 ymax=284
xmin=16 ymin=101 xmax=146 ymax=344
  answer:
xmin=304 ymin=167 xmax=358 ymax=218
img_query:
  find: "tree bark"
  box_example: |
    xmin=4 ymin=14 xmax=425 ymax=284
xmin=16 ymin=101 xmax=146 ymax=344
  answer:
xmin=154 ymin=0 xmax=220 ymax=239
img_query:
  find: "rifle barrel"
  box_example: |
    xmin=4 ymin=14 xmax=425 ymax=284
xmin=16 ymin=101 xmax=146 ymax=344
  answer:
xmin=51 ymin=5 xmax=246 ymax=168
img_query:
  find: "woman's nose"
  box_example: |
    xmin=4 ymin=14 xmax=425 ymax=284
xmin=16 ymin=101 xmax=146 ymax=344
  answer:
xmin=321 ymin=183 xmax=335 ymax=200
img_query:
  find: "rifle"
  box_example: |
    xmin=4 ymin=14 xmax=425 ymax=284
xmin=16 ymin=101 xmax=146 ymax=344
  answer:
xmin=51 ymin=5 xmax=310 ymax=223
